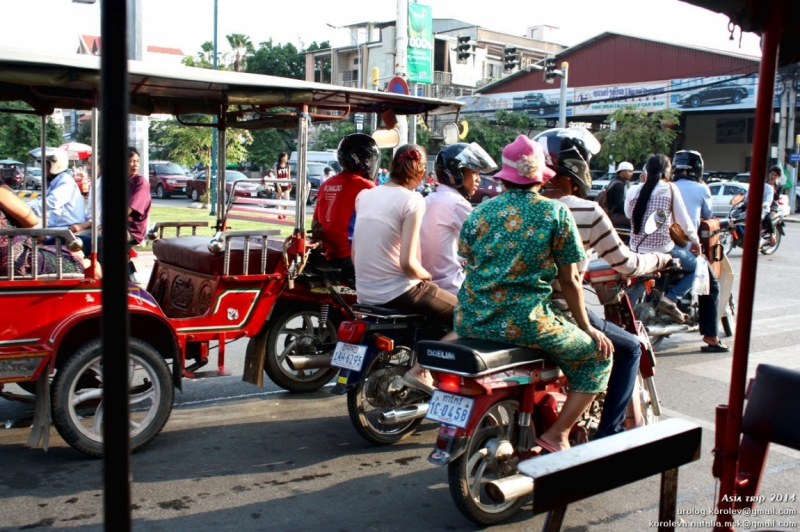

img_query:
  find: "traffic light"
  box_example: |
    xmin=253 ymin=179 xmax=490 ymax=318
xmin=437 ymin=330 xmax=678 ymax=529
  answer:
xmin=544 ymin=56 xmax=557 ymax=83
xmin=457 ymin=35 xmax=473 ymax=63
xmin=503 ymin=46 xmax=519 ymax=71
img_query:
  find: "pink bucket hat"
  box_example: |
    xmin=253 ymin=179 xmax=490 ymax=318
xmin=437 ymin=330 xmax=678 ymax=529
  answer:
xmin=493 ymin=135 xmax=556 ymax=186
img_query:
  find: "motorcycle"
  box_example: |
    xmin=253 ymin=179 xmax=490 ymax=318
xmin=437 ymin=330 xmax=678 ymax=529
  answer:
xmin=330 ymin=306 xmax=441 ymax=445
xmin=719 ymin=195 xmax=785 ymax=256
xmin=247 ymin=244 xmax=357 ymax=392
xmin=417 ymin=261 xmax=664 ymax=525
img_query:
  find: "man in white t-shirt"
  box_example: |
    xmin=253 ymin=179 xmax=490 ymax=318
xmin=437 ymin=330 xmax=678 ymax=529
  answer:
xmin=419 ymin=143 xmax=497 ymax=295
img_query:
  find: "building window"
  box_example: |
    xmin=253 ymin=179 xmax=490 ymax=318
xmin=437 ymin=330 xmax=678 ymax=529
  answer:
xmin=353 ymin=57 xmax=359 ymax=65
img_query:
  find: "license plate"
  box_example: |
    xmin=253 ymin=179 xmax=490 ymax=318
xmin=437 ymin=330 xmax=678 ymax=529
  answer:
xmin=250 ymin=192 xmax=257 ymax=197
xmin=425 ymin=390 xmax=474 ymax=429
xmin=331 ymin=342 xmax=367 ymax=371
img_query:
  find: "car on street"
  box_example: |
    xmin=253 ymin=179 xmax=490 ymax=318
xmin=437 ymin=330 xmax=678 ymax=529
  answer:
xmin=288 ymin=161 xmax=327 ymax=204
xmin=702 ymin=171 xmax=738 ymax=184
xmin=149 ymin=161 xmax=193 ymax=199
xmin=24 ymin=167 xmax=42 ymax=189
xmin=186 ymin=170 xmax=260 ymax=201
xmin=471 ymin=175 xmax=504 ymax=204
xmin=708 ymin=181 xmax=791 ymax=218
xmin=587 ymin=171 xmax=642 ymax=201
xmin=676 ymin=82 xmax=749 ymax=108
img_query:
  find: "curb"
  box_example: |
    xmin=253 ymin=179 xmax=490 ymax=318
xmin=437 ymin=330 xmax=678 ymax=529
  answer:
xmin=17 ymin=191 xmax=41 ymax=199
xmin=784 ymin=216 xmax=800 ymax=224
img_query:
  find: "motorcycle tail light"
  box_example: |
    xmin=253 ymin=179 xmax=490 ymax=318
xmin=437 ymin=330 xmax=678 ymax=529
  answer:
xmin=337 ymin=320 xmax=368 ymax=343
xmin=435 ymin=372 xmax=461 ymax=393
xmin=373 ymin=334 xmax=394 ymax=352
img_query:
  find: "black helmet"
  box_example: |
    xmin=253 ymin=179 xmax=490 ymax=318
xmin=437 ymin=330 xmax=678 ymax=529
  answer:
xmin=672 ymin=150 xmax=704 ymax=181
xmin=434 ymin=142 xmax=498 ymax=198
xmin=533 ymin=128 xmax=600 ymax=198
xmin=337 ymin=133 xmax=380 ymax=181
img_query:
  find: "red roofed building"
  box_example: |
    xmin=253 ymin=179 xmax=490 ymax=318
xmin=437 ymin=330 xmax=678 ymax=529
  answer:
xmin=77 ymin=35 xmax=184 ymax=65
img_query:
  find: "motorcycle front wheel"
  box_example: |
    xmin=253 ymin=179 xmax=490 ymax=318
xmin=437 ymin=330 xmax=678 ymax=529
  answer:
xmin=346 ymin=348 xmax=424 ymax=445
xmin=448 ymin=399 xmax=532 ymax=526
xmin=264 ymin=304 xmax=340 ymax=392
xmin=760 ymin=228 xmax=781 ymax=255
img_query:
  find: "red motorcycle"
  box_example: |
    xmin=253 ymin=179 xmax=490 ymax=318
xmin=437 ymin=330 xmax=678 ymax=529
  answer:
xmin=418 ymin=259 xmax=665 ymax=525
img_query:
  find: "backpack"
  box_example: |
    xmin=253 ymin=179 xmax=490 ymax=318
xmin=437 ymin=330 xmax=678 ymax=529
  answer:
xmin=596 ymin=179 xmax=629 ymax=228
xmin=595 ymin=186 xmax=610 ymax=213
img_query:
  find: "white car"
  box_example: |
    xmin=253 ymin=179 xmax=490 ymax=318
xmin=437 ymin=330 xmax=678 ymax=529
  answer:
xmin=708 ymin=181 xmax=789 ymax=218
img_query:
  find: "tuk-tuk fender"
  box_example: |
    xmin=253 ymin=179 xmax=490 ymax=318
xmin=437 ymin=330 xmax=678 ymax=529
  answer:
xmin=48 ymin=306 xmax=181 ymax=390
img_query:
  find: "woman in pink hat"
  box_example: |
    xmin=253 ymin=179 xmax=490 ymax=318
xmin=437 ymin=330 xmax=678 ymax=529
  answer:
xmin=455 ymin=134 xmax=613 ymax=452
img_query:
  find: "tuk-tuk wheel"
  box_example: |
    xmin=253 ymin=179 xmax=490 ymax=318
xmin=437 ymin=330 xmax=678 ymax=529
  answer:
xmin=50 ymin=338 xmax=174 ymax=458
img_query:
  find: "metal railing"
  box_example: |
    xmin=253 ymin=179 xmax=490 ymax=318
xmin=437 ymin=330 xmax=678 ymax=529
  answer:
xmin=0 ymin=228 xmax=83 ymax=281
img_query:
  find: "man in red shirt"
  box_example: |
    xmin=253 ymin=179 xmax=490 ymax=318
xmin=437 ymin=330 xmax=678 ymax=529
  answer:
xmin=312 ymin=134 xmax=379 ymax=284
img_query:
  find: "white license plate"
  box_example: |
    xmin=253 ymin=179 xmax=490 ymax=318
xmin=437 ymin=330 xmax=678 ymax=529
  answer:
xmin=425 ymin=390 xmax=474 ymax=429
xmin=250 ymin=192 xmax=257 ymax=197
xmin=331 ymin=342 xmax=367 ymax=371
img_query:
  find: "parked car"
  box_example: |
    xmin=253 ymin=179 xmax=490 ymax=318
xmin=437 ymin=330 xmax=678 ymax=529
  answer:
xmin=288 ymin=161 xmax=327 ymax=203
xmin=186 ymin=170 xmax=259 ymax=201
xmin=149 ymin=161 xmax=193 ymax=199
xmin=25 ymin=167 xmax=42 ymax=189
xmin=471 ymin=175 xmax=504 ymax=204
xmin=676 ymin=82 xmax=748 ymax=108
xmin=708 ymin=182 xmax=749 ymax=218
xmin=702 ymin=171 xmax=738 ymax=184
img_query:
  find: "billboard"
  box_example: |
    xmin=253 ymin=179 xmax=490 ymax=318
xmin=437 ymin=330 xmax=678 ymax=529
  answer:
xmin=669 ymin=75 xmax=757 ymax=112
xmin=458 ymin=87 xmax=574 ymax=118
xmin=407 ymin=4 xmax=433 ymax=84
xmin=574 ymin=83 xmax=668 ymax=115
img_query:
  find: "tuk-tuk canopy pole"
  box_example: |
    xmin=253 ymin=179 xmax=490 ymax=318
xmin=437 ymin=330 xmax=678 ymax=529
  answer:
xmin=215 ymin=108 xmax=226 ymax=231
xmin=40 ymin=116 xmax=47 ymax=229
xmin=90 ymin=106 xmax=99 ymax=276
xmin=715 ymin=8 xmax=784 ymax=529
xmin=295 ymin=105 xmax=308 ymax=230
xmin=100 ymin=0 xmax=132 ymax=528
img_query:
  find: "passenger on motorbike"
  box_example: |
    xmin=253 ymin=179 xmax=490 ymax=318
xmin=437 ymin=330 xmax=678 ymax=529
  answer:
xmin=537 ymin=128 xmax=671 ymax=438
xmin=625 ymin=154 xmax=701 ymax=323
xmin=457 ymin=134 xmax=613 ymax=452
xmin=352 ymin=144 xmax=457 ymax=393
xmin=419 ymin=143 xmax=497 ymax=296
xmin=312 ymin=133 xmax=378 ymax=285
xmin=672 ymin=150 xmax=729 ymax=353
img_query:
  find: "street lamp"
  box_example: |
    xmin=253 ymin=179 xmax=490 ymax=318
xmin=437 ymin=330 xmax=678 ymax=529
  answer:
xmin=327 ymin=23 xmax=362 ymax=89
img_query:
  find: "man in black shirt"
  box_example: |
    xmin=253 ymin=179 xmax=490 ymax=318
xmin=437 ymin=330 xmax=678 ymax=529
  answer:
xmin=606 ymin=161 xmax=634 ymax=229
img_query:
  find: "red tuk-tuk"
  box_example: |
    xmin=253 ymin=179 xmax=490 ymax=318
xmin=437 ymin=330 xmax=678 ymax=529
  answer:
xmin=0 ymin=48 xmax=463 ymax=457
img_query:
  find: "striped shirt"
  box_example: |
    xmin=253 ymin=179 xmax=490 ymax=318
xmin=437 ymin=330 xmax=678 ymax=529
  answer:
xmin=554 ymin=195 xmax=667 ymax=276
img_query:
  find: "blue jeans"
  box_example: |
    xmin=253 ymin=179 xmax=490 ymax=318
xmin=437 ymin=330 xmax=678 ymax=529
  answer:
xmin=667 ymin=244 xmax=696 ymax=301
xmin=588 ymin=309 xmax=642 ymax=439
xmin=698 ymin=265 xmax=720 ymax=338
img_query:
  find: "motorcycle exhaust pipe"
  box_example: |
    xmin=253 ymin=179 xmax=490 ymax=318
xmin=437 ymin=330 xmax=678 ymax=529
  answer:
xmin=645 ymin=324 xmax=693 ymax=336
xmin=378 ymin=403 xmax=429 ymax=424
xmin=285 ymin=355 xmax=332 ymax=371
xmin=485 ymin=474 xmax=534 ymax=504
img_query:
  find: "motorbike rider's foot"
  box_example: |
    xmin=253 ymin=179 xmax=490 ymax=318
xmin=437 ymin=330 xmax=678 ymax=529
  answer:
xmin=657 ymin=296 xmax=687 ymax=323
xmin=769 ymin=234 xmax=777 ymax=246
xmin=401 ymin=366 xmax=435 ymax=395
xmin=533 ymin=435 xmax=569 ymax=454
xmin=701 ymin=336 xmax=730 ymax=353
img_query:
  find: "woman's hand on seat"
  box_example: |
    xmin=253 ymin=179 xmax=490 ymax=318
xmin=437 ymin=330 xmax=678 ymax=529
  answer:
xmin=689 ymin=242 xmax=701 ymax=256
xmin=584 ymin=326 xmax=614 ymax=359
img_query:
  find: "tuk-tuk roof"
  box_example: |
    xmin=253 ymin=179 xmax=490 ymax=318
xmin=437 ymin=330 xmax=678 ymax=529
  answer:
xmin=0 ymin=47 xmax=464 ymax=125
xmin=678 ymin=0 xmax=800 ymax=66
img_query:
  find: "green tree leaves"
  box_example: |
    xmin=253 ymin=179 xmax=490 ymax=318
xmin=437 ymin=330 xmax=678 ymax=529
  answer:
xmin=0 ymin=102 xmax=63 ymax=162
xmin=596 ymin=106 xmax=682 ymax=166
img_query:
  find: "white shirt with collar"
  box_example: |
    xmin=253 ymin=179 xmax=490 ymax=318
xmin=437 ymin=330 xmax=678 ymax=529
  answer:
xmin=419 ymin=184 xmax=473 ymax=295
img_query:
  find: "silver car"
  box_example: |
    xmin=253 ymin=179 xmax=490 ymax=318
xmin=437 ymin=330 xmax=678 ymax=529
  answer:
xmin=25 ymin=167 xmax=42 ymax=189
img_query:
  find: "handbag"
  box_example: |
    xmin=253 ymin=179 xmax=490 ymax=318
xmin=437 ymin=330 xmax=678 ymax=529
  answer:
xmin=668 ymin=185 xmax=689 ymax=248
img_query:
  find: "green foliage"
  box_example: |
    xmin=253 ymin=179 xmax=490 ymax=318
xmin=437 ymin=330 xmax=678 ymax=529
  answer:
xmin=462 ymin=110 xmax=545 ymax=166
xmin=226 ymin=33 xmax=254 ymax=72
xmin=311 ymin=121 xmax=356 ymax=151
xmin=148 ymin=116 xmax=250 ymax=168
xmin=0 ymin=102 xmax=63 ymax=162
xmin=246 ymin=39 xmax=304 ymax=79
xmin=596 ymin=106 xmax=682 ymax=166
xmin=249 ymin=129 xmax=295 ymax=170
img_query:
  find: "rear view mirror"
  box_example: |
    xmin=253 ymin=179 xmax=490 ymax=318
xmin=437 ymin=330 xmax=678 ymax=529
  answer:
xmin=442 ymin=123 xmax=460 ymax=145
xmin=372 ymin=128 xmax=400 ymax=149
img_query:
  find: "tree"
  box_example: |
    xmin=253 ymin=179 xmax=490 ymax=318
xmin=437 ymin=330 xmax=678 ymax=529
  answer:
xmin=226 ymin=34 xmax=253 ymax=72
xmin=248 ymin=129 xmax=295 ymax=170
xmin=596 ymin=106 xmax=682 ymax=166
xmin=311 ymin=120 xmax=356 ymax=151
xmin=461 ymin=110 xmax=546 ymax=166
xmin=0 ymin=102 xmax=63 ymax=162
xmin=182 ymin=41 xmax=220 ymax=69
xmin=246 ymin=39 xmax=305 ymax=79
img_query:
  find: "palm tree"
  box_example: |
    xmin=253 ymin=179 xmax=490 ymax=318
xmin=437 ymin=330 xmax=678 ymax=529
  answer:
xmin=200 ymin=41 xmax=214 ymax=65
xmin=226 ymin=34 xmax=253 ymax=72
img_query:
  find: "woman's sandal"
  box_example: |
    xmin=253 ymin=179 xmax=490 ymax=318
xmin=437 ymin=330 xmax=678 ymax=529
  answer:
xmin=700 ymin=342 xmax=730 ymax=353
xmin=534 ymin=438 xmax=562 ymax=455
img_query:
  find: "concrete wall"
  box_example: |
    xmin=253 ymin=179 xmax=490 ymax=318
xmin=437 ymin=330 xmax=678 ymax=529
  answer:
xmin=684 ymin=112 xmax=776 ymax=173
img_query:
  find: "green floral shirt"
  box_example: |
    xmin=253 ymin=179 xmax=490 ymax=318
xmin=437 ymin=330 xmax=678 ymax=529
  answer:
xmin=455 ymin=189 xmax=586 ymax=344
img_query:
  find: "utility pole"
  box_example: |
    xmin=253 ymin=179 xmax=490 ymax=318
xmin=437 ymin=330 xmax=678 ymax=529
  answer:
xmin=558 ymin=62 xmax=569 ymax=128
xmin=395 ymin=0 xmax=409 ymax=150
xmin=788 ymin=81 xmax=797 ymax=213
xmin=209 ymin=0 xmax=218 ymax=214
xmin=127 ymin=0 xmax=148 ymax=187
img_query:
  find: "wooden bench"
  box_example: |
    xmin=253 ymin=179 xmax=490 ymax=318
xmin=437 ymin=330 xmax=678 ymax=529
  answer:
xmin=492 ymin=418 xmax=702 ymax=532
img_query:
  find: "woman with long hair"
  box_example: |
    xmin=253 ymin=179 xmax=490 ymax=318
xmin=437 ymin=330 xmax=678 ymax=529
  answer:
xmin=352 ymin=144 xmax=457 ymax=392
xmin=624 ymin=154 xmax=701 ymax=322
xmin=274 ymin=151 xmax=291 ymax=219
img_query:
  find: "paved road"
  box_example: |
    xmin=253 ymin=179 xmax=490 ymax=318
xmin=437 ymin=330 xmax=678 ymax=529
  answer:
xmin=1 ymin=227 xmax=800 ymax=531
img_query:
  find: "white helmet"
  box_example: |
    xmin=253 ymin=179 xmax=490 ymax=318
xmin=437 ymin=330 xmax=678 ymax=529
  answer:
xmin=46 ymin=149 xmax=69 ymax=175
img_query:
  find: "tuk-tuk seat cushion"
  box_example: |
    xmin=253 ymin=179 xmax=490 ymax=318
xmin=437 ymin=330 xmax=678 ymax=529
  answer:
xmin=742 ymin=364 xmax=800 ymax=451
xmin=153 ymin=236 xmax=284 ymax=276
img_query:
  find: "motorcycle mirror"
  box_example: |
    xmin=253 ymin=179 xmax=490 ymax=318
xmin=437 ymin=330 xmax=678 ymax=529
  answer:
xmin=442 ymin=123 xmax=460 ymax=145
xmin=371 ymin=128 xmax=400 ymax=149
xmin=644 ymin=208 xmax=667 ymax=235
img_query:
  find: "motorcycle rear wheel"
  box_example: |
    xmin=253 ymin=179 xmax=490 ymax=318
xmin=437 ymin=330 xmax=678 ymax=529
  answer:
xmin=448 ymin=399 xmax=532 ymax=526
xmin=264 ymin=305 xmax=340 ymax=393
xmin=760 ymin=228 xmax=781 ymax=255
xmin=346 ymin=349 xmax=424 ymax=445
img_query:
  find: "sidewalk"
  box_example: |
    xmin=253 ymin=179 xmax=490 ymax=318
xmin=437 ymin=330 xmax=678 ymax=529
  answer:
xmin=131 ymin=250 xmax=155 ymax=285
xmin=784 ymin=214 xmax=800 ymax=224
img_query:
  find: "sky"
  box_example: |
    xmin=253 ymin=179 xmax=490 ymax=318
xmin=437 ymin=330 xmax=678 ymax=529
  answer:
xmin=1 ymin=0 xmax=762 ymax=60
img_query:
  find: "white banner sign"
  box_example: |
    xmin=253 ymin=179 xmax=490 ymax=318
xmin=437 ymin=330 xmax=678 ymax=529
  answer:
xmin=574 ymin=83 xmax=669 ymax=115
